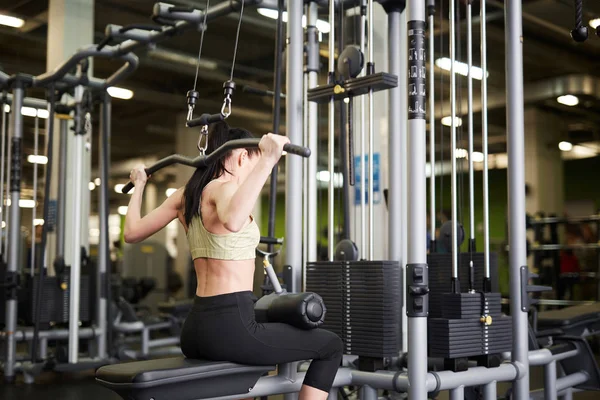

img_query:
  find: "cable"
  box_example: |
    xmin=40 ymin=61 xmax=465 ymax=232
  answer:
xmin=229 ymin=0 xmax=246 ymax=82
xmin=193 ymin=0 xmax=211 ymax=91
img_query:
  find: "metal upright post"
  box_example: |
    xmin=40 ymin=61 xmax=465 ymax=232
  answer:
xmin=56 ymin=119 xmax=68 ymax=259
xmin=406 ymin=0 xmax=428 ymax=398
xmin=97 ymin=93 xmax=111 ymax=360
xmin=428 ymin=0 xmax=436 ymax=253
xmin=388 ymin=0 xmax=406 ymax=352
xmin=327 ymin=0 xmax=335 ymax=262
xmin=481 ymin=0 xmax=491 ymax=289
xmin=367 ymin=0 xmax=375 ymax=260
xmin=30 ymin=115 xmax=39 ymax=277
xmin=4 ymin=79 xmax=25 ymax=383
xmin=450 ymin=386 xmax=465 ymax=400
xmin=545 ymin=361 xmax=557 ymax=400
xmin=388 ymin=0 xmax=401 ymax=265
xmin=450 ymin=0 xmax=459 ymax=288
xmin=285 ymin=0 xmax=304 ymax=292
xmin=467 ymin=0 xmax=475 ymax=253
xmin=359 ymin=0 xmax=367 ymax=257
xmin=483 ymin=381 xmax=497 ymax=400
xmin=68 ymin=83 xmax=85 ymax=364
xmin=399 ymin=4 xmax=409 ymax=353
xmin=306 ymin=0 xmax=319 ymax=264
xmin=0 ymin=101 xmax=7 ymax=258
xmin=505 ymin=0 xmax=530 ymax=396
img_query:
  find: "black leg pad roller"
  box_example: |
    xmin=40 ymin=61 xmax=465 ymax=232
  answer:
xmin=95 ymin=357 xmax=275 ymax=400
xmin=254 ymin=292 xmax=326 ymax=329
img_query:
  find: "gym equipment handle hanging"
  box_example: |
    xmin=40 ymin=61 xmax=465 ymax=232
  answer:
xmin=121 ymin=139 xmax=311 ymax=193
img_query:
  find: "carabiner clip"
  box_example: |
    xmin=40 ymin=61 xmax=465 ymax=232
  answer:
xmin=197 ymin=125 xmax=209 ymax=154
xmin=221 ymin=95 xmax=232 ymax=119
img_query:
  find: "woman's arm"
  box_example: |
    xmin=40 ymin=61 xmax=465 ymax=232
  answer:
xmin=213 ymin=159 xmax=276 ymax=232
xmin=124 ymin=171 xmax=183 ymax=243
xmin=212 ymin=133 xmax=289 ymax=232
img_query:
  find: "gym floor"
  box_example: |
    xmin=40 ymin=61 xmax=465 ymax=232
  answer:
xmin=0 ymin=366 xmax=598 ymax=400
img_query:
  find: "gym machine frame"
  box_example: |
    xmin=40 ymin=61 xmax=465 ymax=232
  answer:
xmin=92 ymin=0 xmax=600 ymax=399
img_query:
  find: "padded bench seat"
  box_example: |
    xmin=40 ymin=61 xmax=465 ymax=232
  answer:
xmin=96 ymin=356 xmax=275 ymax=400
xmin=537 ymin=303 xmax=600 ymax=337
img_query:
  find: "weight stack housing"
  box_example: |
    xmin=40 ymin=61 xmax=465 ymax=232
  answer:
xmin=428 ymin=252 xmax=499 ymax=317
xmin=18 ymin=271 xmax=92 ymax=325
xmin=306 ymin=260 xmax=402 ymax=362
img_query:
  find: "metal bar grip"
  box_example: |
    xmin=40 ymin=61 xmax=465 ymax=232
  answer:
xmin=121 ymin=139 xmax=312 ymax=194
xmin=260 ymin=236 xmax=284 ymax=245
xmin=283 ymin=143 xmax=311 ymax=158
xmin=153 ymin=2 xmax=204 ymax=24
xmin=186 ymin=113 xmax=224 ymax=128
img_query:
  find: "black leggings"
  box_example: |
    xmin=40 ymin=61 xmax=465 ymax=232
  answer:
xmin=180 ymin=291 xmax=343 ymax=393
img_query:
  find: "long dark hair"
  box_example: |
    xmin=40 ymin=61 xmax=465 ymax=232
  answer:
xmin=183 ymin=121 xmax=259 ymax=225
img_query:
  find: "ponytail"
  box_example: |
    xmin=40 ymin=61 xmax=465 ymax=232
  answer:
xmin=183 ymin=121 xmax=259 ymax=225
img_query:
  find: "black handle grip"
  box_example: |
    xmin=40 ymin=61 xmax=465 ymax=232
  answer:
xmin=260 ymin=236 xmax=283 ymax=245
xmin=186 ymin=113 xmax=224 ymax=128
xmin=122 ymin=181 xmax=135 ymax=194
xmin=283 ymin=144 xmax=311 ymax=158
xmin=120 ymin=139 xmax=310 ymax=194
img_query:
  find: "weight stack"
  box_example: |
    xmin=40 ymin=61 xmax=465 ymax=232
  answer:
xmin=306 ymin=260 xmax=401 ymax=359
xmin=18 ymin=273 xmax=92 ymax=325
xmin=428 ymin=252 xmax=499 ymax=318
xmin=428 ymin=292 xmax=512 ymax=370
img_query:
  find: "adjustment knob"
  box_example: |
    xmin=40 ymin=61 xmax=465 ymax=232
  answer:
xmin=571 ymin=26 xmax=588 ymax=42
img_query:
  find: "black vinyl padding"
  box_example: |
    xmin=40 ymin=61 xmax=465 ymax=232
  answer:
xmin=537 ymin=303 xmax=600 ymax=328
xmin=96 ymin=356 xmax=274 ymax=386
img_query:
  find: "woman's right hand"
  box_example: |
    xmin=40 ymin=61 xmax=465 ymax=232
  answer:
xmin=129 ymin=165 xmax=149 ymax=187
xmin=259 ymin=133 xmax=290 ymax=163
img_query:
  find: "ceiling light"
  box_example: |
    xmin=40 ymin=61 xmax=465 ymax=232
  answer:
xmin=34 ymin=218 xmax=44 ymax=226
xmin=0 ymin=14 xmax=25 ymax=28
xmin=89 ymin=228 xmax=100 ymax=237
xmin=1 ymin=221 xmax=5 ymax=228
xmin=257 ymin=8 xmax=331 ymax=34
xmin=455 ymin=148 xmax=468 ymax=159
xmin=472 ymin=151 xmax=484 ymax=162
xmin=89 ymin=182 xmax=96 ymax=191
xmin=558 ymin=141 xmax=573 ymax=152
xmin=21 ymin=107 xmax=38 ymax=118
xmin=435 ymin=57 xmax=488 ymax=80
xmin=19 ymin=199 xmax=36 ymax=208
xmin=441 ymin=116 xmax=463 ymax=127
xmin=27 ymin=155 xmax=48 ymax=165
xmin=107 ymin=86 xmax=134 ymax=100
xmin=109 ymin=226 xmax=121 ymax=235
xmin=37 ymin=109 xmax=49 ymax=118
xmin=590 ymin=18 xmax=600 ymax=29
xmin=94 ymin=178 xmax=101 ymax=186
xmin=118 ymin=206 xmax=128 ymax=216
xmin=165 ymin=188 xmax=177 ymax=197
xmin=557 ymin=95 xmax=579 ymax=107
xmin=3 ymin=104 xmax=9 ymax=113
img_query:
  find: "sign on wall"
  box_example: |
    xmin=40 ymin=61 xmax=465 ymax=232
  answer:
xmin=354 ymin=153 xmax=381 ymax=205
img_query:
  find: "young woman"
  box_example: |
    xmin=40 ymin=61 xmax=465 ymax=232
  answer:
xmin=124 ymin=122 xmax=343 ymax=400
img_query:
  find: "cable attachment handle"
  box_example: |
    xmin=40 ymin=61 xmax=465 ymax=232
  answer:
xmin=221 ymin=80 xmax=236 ymax=118
xmin=197 ymin=125 xmax=209 ymax=154
xmin=186 ymin=90 xmax=200 ymax=121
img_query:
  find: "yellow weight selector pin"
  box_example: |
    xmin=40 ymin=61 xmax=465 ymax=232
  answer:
xmin=333 ymin=85 xmax=345 ymax=95
xmin=61 ymin=282 xmax=68 ymax=290
xmin=480 ymin=315 xmax=493 ymax=326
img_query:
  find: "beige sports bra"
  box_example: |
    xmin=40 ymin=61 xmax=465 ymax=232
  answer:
xmin=186 ymin=212 xmax=260 ymax=261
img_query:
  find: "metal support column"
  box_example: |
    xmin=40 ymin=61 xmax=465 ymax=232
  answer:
xmin=56 ymin=118 xmax=68 ymax=258
xmin=68 ymin=84 xmax=85 ymax=363
xmin=96 ymin=94 xmax=111 ymax=359
xmin=483 ymin=381 xmax=497 ymax=400
xmin=3 ymin=81 xmax=25 ymax=383
xmin=505 ymin=0 xmax=530 ymax=396
xmin=450 ymin=386 xmax=465 ymax=400
xmin=545 ymin=361 xmax=557 ymax=400
xmin=285 ymin=0 xmax=304 ymax=291
xmin=406 ymin=0 xmax=428 ymax=398
xmin=306 ymin=1 xmax=319 ymax=264
xmin=327 ymin=0 xmax=335 ymax=262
